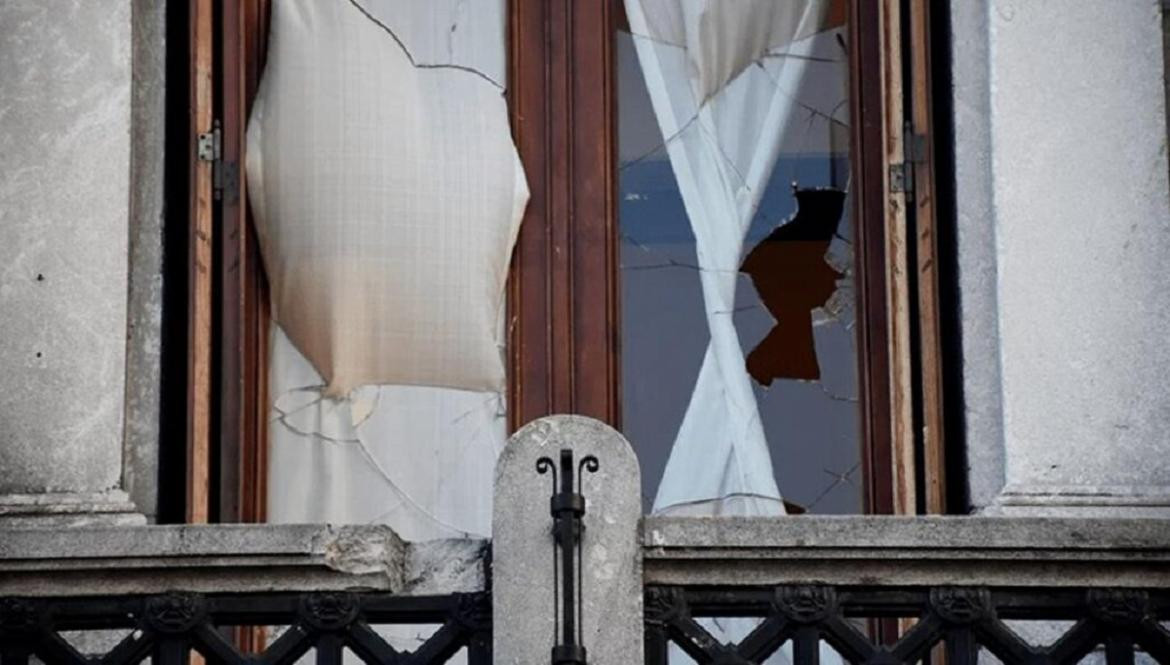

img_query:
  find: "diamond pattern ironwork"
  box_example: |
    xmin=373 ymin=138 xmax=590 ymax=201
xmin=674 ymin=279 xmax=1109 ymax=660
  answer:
xmin=0 ymin=591 xmax=491 ymax=665
xmin=644 ymin=585 xmax=1170 ymax=664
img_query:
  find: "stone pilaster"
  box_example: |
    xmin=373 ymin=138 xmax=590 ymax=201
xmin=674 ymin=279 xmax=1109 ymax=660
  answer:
xmin=952 ymin=0 xmax=1170 ymax=517
xmin=0 ymin=1 xmax=148 ymax=526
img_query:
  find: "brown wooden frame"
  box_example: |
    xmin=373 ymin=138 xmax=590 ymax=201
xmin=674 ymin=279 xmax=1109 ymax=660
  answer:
xmin=506 ymin=0 xmax=621 ymax=431
xmin=217 ymin=0 xmax=272 ymax=526
xmin=211 ymin=0 xmax=273 ymax=652
xmin=184 ymin=0 xmax=272 ymax=527
xmin=186 ymin=0 xmax=213 ymax=525
xmin=852 ymin=0 xmax=948 ymax=516
xmin=192 ymin=0 xmax=947 ymax=524
xmin=851 ymin=0 xmax=899 ymax=516
xmin=907 ymin=0 xmax=948 ymax=516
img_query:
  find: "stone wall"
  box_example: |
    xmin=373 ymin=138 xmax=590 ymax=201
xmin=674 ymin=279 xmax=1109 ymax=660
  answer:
xmin=0 ymin=1 xmax=165 ymax=523
xmin=949 ymin=1 xmax=1170 ymax=516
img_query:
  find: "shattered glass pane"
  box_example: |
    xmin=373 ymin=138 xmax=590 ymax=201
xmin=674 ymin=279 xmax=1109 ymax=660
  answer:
xmin=618 ymin=3 xmax=861 ymax=515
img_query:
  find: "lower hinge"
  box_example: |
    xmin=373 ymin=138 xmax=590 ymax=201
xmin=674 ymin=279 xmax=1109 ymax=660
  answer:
xmin=889 ymin=162 xmax=914 ymax=194
xmin=196 ymin=120 xmax=239 ymax=204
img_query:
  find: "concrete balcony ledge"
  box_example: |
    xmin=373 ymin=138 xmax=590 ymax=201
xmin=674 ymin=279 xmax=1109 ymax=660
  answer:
xmin=3 ymin=515 xmax=1169 ymax=599
xmin=642 ymin=515 xmax=1170 ymax=588
xmin=0 ymin=524 xmax=487 ymax=597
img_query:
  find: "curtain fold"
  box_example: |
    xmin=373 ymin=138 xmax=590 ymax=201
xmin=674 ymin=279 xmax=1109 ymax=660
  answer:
xmin=266 ymin=326 xmax=505 ymax=540
xmin=625 ymin=1 xmax=843 ymax=661
xmin=626 ymin=0 xmax=826 ymax=517
xmin=251 ymin=2 xmax=522 ymax=657
xmin=246 ymin=0 xmax=525 ymax=397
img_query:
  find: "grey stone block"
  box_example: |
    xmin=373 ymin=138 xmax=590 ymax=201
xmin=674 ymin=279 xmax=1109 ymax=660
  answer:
xmin=0 ymin=0 xmax=150 ymax=525
xmin=950 ymin=0 xmax=1170 ymax=516
xmin=493 ymin=415 xmax=643 ymax=665
xmin=643 ymin=515 xmax=1170 ymax=588
xmin=0 ymin=523 xmax=487 ymax=597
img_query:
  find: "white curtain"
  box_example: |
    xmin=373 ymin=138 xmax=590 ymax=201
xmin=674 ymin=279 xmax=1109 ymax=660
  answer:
xmin=266 ymin=327 xmax=505 ymax=541
xmin=248 ymin=0 xmax=522 ymax=541
xmin=246 ymin=0 xmax=525 ymax=398
xmin=625 ymin=1 xmax=843 ymax=662
xmin=626 ymin=0 xmax=827 ymax=517
xmin=249 ymin=1 xmax=521 ymax=658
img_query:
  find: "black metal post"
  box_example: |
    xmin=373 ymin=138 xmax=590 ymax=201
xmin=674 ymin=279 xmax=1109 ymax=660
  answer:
xmin=539 ymin=448 xmax=597 ymax=665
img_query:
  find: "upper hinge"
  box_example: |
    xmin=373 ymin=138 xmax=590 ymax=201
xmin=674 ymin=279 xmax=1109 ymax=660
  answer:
xmin=890 ymin=126 xmax=928 ymax=195
xmin=196 ymin=121 xmax=221 ymax=163
xmin=196 ymin=120 xmax=239 ymax=203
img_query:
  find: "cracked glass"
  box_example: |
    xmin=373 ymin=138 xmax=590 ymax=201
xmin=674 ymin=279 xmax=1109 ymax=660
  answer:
xmin=258 ymin=0 xmax=516 ymax=542
xmin=618 ymin=2 xmax=862 ymax=515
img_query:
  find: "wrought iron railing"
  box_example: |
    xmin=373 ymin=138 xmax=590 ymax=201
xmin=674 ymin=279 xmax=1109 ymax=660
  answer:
xmin=640 ymin=515 xmax=1170 ymax=664
xmin=3 ymin=511 xmax=1170 ymax=664
xmin=0 ymin=591 xmax=491 ymax=664
xmin=644 ymin=585 xmax=1170 ymax=664
xmin=5 ymin=571 xmax=1170 ymax=664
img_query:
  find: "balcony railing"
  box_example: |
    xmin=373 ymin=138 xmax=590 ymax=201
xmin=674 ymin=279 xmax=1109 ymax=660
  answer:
xmin=643 ymin=585 xmax=1170 ymax=664
xmin=2 ymin=516 xmax=1169 ymax=663
xmin=0 ymin=591 xmax=491 ymax=665
xmin=0 ymin=524 xmax=490 ymax=664
xmin=642 ymin=516 xmax=1170 ymax=664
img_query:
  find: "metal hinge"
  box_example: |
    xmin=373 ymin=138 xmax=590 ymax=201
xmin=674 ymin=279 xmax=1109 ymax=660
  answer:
xmin=890 ymin=128 xmax=928 ymax=195
xmin=196 ymin=120 xmax=239 ymax=203
xmin=889 ymin=162 xmax=914 ymax=195
xmin=196 ymin=121 xmax=220 ymax=163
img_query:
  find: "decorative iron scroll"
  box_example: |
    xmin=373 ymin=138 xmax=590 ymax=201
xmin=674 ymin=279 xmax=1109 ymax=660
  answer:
xmin=0 ymin=591 xmax=491 ymax=664
xmin=644 ymin=585 xmax=1170 ymax=664
xmin=537 ymin=448 xmax=599 ymax=665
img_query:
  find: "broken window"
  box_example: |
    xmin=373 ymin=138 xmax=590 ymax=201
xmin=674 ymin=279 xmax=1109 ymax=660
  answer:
xmin=618 ymin=0 xmax=861 ymax=516
xmin=249 ymin=0 xmax=522 ymax=543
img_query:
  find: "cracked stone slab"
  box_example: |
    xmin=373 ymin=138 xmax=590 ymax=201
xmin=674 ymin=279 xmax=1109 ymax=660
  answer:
xmin=0 ymin=524 xmax=486 ymax=597
xmin=643 ymin=515 xmax=1170 ymax=588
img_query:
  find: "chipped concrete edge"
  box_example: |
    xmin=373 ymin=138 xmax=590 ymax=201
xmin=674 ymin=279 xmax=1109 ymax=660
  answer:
xmin=318 ymin=524 xmax=407 ymax=583
xmin=0 ymin=524 xmax=486 ymax=597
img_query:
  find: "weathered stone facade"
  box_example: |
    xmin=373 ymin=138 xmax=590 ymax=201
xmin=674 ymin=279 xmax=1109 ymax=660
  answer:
xmin=1 ymin=4 xmax=1170 ymax=661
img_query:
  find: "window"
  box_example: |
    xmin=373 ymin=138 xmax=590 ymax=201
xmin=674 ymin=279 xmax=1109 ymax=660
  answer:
xmin=173 ymin=0 xmax=951 ymax=524
xmin=616 ymin=3 xmax=860 ymax=515
xmin=507 ymin=0 xmax=950 ymax=517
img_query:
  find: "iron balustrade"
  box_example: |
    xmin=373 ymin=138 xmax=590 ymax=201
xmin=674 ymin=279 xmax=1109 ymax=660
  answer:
xmin=4 ymin=515 xmax=1170 ymax=664
xmin=9 ymin=585 xmax=1169 ymax=664
xmin=643 ymin=584 xmax=1170 ymax=664
xmin=0 ymin=591 xmax=491 ymax=665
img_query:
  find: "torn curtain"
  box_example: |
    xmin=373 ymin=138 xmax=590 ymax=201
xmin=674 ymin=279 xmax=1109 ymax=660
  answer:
xmin=246 ymin=0 xmax=526 ymax=397
xmin=626 ymin=0 xmax=829 ymax=517
xmin=249 ymin=0 xmax=524 ymax=542
xmin=625 ymin=2 xmax=847 ymax=661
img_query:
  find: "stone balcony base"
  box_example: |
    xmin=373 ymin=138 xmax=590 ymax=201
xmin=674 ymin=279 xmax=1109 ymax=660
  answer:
xmin=0 ymin=524 xmax=487 ymax=597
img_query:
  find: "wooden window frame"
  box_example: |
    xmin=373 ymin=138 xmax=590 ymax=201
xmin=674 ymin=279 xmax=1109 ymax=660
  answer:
xmin=180 ymin=0 xmax=271 ymax=525
xmin=216 ymin=0 xmax=272 ymax=526
xmin=181 ymin=0 xmax=948 ymax=523
xmin=505 ymin=0 xmax=949 ymax=516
